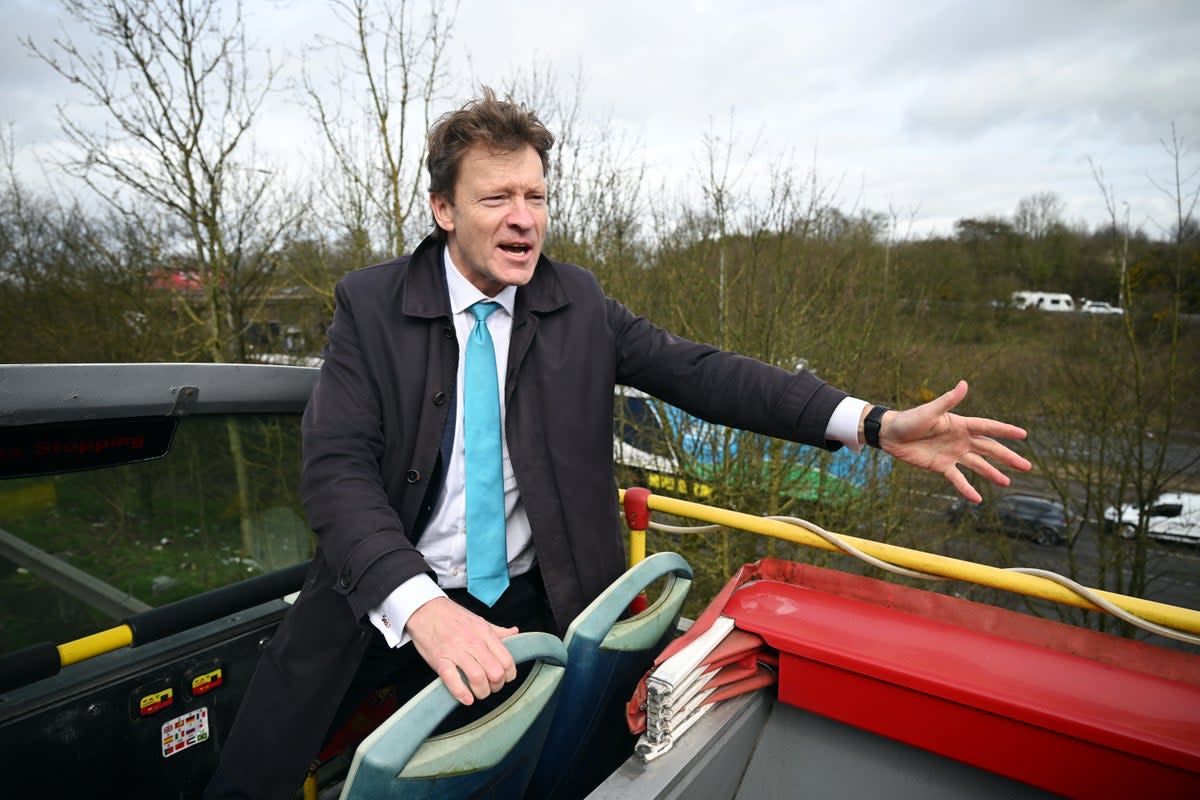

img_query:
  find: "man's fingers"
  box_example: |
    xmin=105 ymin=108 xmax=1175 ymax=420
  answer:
xmin=967 ymin=418 xmax=1028 ymax=443
xmin=439 ymin=649 xmax=513 ymax=703
xmin=460 ymin=656 xmax=500 ymax=700
xmin=435 ymin=660 xmax=475 ymax=706
xmin=944 ymin=465 xmax=981 ymax=503
xmin=960 ymin=451 xmax=1010 ymax=486
xmin=485 ymin=635 xmax=518 ymax=684
xmin=932 ymin=380 xmax=969 ymax=415
xmin=970 ymin=435 xmax=1032 ymax=472
xmin=470 ymin=646 xmax=511 ymax=694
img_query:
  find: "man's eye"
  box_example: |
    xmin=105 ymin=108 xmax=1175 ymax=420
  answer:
xmin=529 ymin=195 xmax=546 ymax=205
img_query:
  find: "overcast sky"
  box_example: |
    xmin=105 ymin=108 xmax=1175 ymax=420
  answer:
xmin=4 ymin=0 xmax=1198 ymax=239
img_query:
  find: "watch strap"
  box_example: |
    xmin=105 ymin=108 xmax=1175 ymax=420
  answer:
xmin=864 ymin=405 xmax=890 ymax=449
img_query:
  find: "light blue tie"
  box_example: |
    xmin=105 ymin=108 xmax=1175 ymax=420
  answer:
xmin=464 ymin=301 xmax=509 ymax=606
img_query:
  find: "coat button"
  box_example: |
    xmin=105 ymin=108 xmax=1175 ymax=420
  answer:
xmin=433 ymin=392 xmax=447 ymax=406
xmin=442 ymin=327 xmax=454 ymax=339
xmin=338 ymin=571 xmax=351 ymax=589
xmin=406 ymin=469 xmax=421 ymax=483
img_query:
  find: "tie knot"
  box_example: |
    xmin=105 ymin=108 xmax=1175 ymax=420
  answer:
xmin=470 ymin=301 xmax=500 ymax=323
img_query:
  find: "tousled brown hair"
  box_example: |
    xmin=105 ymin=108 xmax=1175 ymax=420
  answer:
xmin=426 ymin=86 xmax=555 ymax=239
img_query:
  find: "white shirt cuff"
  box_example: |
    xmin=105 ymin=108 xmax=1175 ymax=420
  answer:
xmin=826 ymin=397 xmax=869 ymax=454
xmin=368 ymin=574 xmax=446 ymax=648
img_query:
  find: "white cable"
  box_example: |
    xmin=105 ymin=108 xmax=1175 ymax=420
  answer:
xmin=646 ymin=521 xmax=722 ymax=534
xmin=764 ymin=515 xmax=936 ymax=581
xmin=1008 ymin=567 xmax=1200 ymax=646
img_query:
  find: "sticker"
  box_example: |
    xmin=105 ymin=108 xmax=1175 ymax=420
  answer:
xmin=190 ymin=668 xmax=223 ymax=697
xmin=161 ymin=707 xmax=210 ymax=758
xmin=139 ymin=687 xmax=174 ymax=717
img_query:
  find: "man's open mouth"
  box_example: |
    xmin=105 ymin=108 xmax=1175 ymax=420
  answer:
xmin=499 ymin=243 xmax=531 ymax=255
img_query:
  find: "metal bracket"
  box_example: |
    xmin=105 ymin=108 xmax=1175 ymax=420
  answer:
xmin=168 ymin=386 xmax=200 ymax=416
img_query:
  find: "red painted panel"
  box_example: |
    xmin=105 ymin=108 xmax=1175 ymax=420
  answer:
xmin=723 ymin=578 xmax=1200 ymax=796
xmin=779 ymin=653 xmax=1200 ymax=798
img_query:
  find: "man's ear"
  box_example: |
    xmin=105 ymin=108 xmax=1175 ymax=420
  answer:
xmin=430 ymin=193 xmax=454 ymax=233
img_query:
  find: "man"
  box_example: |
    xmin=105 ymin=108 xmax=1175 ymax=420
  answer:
xmin=206 ymin=88 xmax=1029 ymax=798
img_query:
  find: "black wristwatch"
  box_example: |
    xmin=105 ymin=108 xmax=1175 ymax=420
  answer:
xmin=864 ymin=405 xmax=890 ymax=449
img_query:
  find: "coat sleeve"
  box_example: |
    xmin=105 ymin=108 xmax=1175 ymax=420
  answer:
xmin=301 ymin=276 xmax=433 ymax=621
xmin=606 ymin=296 xmax=848 ymax=448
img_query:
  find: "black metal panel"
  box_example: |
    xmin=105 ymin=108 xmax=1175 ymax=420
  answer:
xmin=0 ymin=601 xmax=287 ymax=799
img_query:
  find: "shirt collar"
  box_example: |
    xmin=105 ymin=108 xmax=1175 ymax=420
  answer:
xmin=444 ymin=246 xmax=517 ymax=316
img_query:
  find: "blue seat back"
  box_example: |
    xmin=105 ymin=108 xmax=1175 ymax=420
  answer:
xmin=526 ymin=551 xmax=693 ymax=800
xmin=339 ymin=632 xmax=568 ymax=800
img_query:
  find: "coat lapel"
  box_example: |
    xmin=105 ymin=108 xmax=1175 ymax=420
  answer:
xmin=507 ymin=254 xmax=570 ymax=403
xmin=398 ymin=236 xmax=571 ymax=407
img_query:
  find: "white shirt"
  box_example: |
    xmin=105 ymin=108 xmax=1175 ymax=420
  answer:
xmin=368 ymin=247 xmax=869 ymax=647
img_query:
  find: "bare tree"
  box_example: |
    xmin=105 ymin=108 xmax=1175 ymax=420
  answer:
xmin=1088 ymin=158 xmax=1132 ymax=306
xmin=1152 ymin=124 xmax=1200 ymax=309
xmin=499 ymin=65 xmax=647 ymax=298
xmin=301 ymin=0 xmax=456 ymax=262
xmin=1 ymin=126 xmax=180 ymax=362
xmin=25 ymin=0 xmax=305 ymax=556
xmin=631 ymin=130 xmax=931 ymax=595
xmin=1014 ymin=191 xmax=1065 ymax=284
xmin=1017 ymin=129 xmax=1200 ymax=639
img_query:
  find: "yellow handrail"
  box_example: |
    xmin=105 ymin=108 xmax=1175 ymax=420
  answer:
xmin=58 ymin=625 xmax=134 ymax=667
xmin=620 ymin=488 xmax=1200 ymax=637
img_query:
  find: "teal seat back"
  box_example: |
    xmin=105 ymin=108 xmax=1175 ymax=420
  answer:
xmin=526 ymin=552 xmax=693 ymax=800
xmin=339 ymin=632 xmax=568 ymax=800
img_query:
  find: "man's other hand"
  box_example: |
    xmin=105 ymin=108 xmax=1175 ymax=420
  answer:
xmin=405 ymin=597 xmax=519 ymax=705
xmin=880 ymin=380 xmax=1032 ymax=504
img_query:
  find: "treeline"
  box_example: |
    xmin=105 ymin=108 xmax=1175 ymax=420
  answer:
xmin=5 ymin=140 xmax=1198 ymax=368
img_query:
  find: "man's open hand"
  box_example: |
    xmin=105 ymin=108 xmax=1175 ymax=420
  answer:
xmin=879 ymin=380 xmax=1032 ymax=503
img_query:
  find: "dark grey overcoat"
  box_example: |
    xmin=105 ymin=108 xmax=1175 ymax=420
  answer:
xmin=208 ymin=235 xmax=848 ymax=798
xmin=302 ymin=234 xmax=848 ymax=631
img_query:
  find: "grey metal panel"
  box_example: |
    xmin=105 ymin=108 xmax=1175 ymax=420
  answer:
xmin=734 ymin=703 xmax=1057 ymax=799
xmin=0 ymin=363 xmax=318 ymax=425
xmin=586 ymin=690 xmax=771 ymax=800
xmin=588 ymin=696 xmax=1060 ymax=799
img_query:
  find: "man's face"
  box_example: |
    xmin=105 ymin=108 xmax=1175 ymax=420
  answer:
xmin=431 ymin=144 xmax=548 ymax=297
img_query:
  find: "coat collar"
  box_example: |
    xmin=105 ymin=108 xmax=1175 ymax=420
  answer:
xmin=400 ymin=234 xmax=570 ymax=320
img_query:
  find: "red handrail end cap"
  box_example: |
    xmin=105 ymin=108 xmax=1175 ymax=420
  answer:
xmin=623 ymin=486 xmax=652 ymax=530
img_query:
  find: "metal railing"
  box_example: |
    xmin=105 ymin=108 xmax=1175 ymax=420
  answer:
xmin=620 ymin=487 xmax=1200 ymax=643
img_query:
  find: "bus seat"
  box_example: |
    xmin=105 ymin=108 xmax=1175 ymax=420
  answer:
xmin=525 ymin=551 xmax=693 ymax=800
xmin=338 ymin=632 xmax=568 ymax=800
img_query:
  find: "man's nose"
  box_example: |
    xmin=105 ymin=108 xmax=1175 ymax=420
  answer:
xmin=506 ymin=200 xmax=535 ymax=229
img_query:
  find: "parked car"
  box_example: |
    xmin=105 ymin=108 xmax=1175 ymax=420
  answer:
xmin=1103 ymin=492 xmax=1200 ymax=545
xmin=1080 ymin=300 xmax=1124 ymax=316
xmin=947 ymin=493 xmax=1071 ymax=546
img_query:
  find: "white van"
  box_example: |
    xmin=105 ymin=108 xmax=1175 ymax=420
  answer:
xmin=1011 ymin=291 xmax=1076 ymax=312
xmin=1104 ymin=492 xmax=1200 ymax=545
